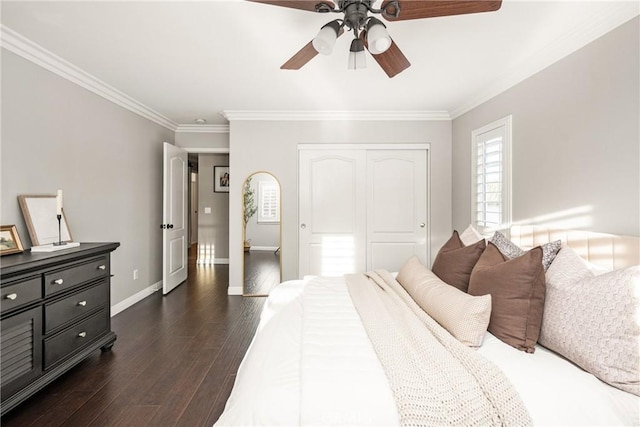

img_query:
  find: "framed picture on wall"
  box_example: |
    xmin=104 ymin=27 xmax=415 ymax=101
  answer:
xmin=214 ymin=166 xmax=230 ymax=193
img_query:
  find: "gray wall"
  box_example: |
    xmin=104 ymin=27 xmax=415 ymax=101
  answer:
xmin=1 ymin=50 xmax=174 ymax=307
xmin=197 ymin=153 xmax=230 ymax=261
xmin=228 ymin=120 xmax=452 ymax=294
xmin=175 ymin=131 xmax=229 ymax=149
xmin=452 ymin=17 xmax=639 ymax=237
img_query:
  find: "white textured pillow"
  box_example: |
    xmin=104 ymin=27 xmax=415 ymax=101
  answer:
xmin=459 ymin=224 xmax=484 ymax=246
xmin=541 ymin=247 xmax=640 ymax=396
xmin=397 ymin=257 xmax=492 ymax=347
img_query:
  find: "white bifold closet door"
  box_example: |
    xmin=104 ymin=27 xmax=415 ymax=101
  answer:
xmin=299 ymin=147 xmax=427 ymax=278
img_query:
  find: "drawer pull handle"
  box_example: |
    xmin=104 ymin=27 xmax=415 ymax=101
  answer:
xmin=5 ymin=293 xmax=17 ymax=300
xmin=77 ymin=300 xmax=87 ymax=307
xmin=97 ymin=265 xmax=106 ymax=270
xmin=53 ymin=279 xmax=64 ymax=285
xmin=78 ymin=332 xmax=87 ymax=338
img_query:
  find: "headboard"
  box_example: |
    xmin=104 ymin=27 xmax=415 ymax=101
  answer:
xmin=510 ymin=225 xmax=640 ymax=270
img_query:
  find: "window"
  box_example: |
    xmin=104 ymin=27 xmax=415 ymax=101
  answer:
xmin=471 ymin=115 xmax=512 ymax=235
xmin=258 ymin=180 xmax=280 ymax=223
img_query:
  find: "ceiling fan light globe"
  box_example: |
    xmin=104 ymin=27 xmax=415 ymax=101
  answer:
xmin=367 ymin=22 xmax=392 ymax=54
xmin=348 ymin=38 xmax=367 ymax=70
xmin=312 ymin=22 xmax=339 ymax=55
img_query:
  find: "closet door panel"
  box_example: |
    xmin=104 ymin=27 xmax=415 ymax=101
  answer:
xmin=299 ymin=150 xmax=366 ymax=277
xmin=367 ymin=150 xmax=428 ymax=271
xmin=370 ymin=242 xmax=418 ymax=272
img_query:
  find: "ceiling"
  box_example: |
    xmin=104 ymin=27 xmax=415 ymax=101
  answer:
xmin=2 ymin=1 xmax=638 ymax=128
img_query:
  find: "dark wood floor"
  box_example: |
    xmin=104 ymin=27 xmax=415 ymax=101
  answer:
xmin=2 ymin=245 xmax=265 ymax=426
xmin=243 ymin=250 xmax=280 ymax=296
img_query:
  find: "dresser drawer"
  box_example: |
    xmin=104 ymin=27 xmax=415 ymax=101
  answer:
xmin=44 ymin=309 xmax=109 ymax=370
xmin=44 ymin=281 xmax=109 ymax=333
xmin=1 ymin=276 xmax=42 ymax=314
xmin=44 ymin=256 xmax=109 ymax=297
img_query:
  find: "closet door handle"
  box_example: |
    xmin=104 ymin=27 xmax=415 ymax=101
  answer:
xmin=300 ymin=224 xmax=306 ymax=229
xmin=419 ymin=223 xmax=426 ymax=228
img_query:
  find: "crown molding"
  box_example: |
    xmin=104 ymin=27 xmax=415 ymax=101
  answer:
xmin=175 ymin=124 xmax=230 ymax=134
xmin=450 ymin=5 xmax=639 ymax=119
xmin=220 ymin=110 xmax=451 ymax=121
xmin=1 ymin=25 xmax=179 ymax=131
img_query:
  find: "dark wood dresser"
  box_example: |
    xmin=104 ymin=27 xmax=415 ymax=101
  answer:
xmin=0 ymin=242 xmax=119 ymax=415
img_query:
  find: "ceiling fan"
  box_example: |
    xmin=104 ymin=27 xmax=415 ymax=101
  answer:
xmin=248 ymin=0 xmax=502 ymax=78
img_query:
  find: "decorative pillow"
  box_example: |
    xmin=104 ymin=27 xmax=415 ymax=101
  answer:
xmin=468 ymin=243 xmax=546 ymax=353
xmin=490 ymin=231 xmax=561 ymax=271
xmin=459 ymin=224 xmax=484 ymax=246
xmin=431 ymin=231 xmax=486 ymax=292
xmin=397 ymin=256 xmax=492 ymax=347
xmin=541 ymin=247 xmax=639 ymax=396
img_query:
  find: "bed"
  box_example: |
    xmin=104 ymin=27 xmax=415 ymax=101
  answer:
xmin=215 ymin=226 xmax=640 ymax=426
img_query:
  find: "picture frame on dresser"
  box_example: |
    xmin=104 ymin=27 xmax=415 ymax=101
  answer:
xmin=17 ymin=195 xmax=73 ymax=246
xmin=0 ymin=225 xmax=24 ymax=256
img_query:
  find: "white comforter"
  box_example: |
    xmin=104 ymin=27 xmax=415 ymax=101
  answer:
xmin=215 ymin=277 xmax=639 ymax=426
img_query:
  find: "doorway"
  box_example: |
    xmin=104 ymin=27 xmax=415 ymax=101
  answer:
xmin=188 ymin=154 xmax=199 ymax=246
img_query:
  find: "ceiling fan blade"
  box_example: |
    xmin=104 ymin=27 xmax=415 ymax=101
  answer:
xmin=360 ymin=32 xmax=411 ymax=78
xmin=381 ymin=0 xmax=501 ymax=21
xmin=281 ymin=28 xmax=344 ymax=70
xmin=281 ymin=42 xmax=319 ymax=69
xmin=247 ymin=0 xmax=336 ymax=13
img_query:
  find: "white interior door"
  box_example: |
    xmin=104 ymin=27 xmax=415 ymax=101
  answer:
xmin=366 ymin=150 xmax=428 ymax=270
xmin=298 ymin=150 xmax=366 ymax=277
xmin=163 ymin=142 xmax=188 ymax=294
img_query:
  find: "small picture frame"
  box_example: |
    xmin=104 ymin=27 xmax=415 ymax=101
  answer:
xmin=214 ymin=166 xmax=230 ymax=193
xmin=0 ymin=225 xmax=24 ymax=256
xmin=18 ymin=195 xmax=73 ymax=246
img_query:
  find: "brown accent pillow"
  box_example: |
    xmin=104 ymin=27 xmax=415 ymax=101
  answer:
xmin=431 ymin=230 xmax=486 ymax=292
xmin=468 ymin=242 xmax=546 ymax=353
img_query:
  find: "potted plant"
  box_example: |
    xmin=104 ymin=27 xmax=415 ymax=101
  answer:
xmin=243 ymin=177 xmax=258 ymax=252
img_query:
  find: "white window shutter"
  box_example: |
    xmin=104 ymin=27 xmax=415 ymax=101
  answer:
xmin=471 ymin=116 xmax=512 ymax=235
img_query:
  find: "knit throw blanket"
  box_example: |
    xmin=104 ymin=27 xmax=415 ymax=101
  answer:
xmin=345 ymin=270 xmax=532 ymax=426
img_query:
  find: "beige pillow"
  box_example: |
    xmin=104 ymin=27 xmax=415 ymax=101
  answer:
xmin=468 ymin=243 xmax=546 ymax=353
xmin=459 ymin=224 xmax=484 ymax=246
xmin=397 ymin=256 xmax=492 ymax=347
xmin=542 ymin=247 xmax=640 ymax=396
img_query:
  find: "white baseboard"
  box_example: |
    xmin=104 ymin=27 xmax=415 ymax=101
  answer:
xmin=227 ymin=286 xmax=242 ymax=295
xmin=110 ymin=280 xmax=162 ymax=317
xmin=250 ymin=246 xmax=279 ymax=251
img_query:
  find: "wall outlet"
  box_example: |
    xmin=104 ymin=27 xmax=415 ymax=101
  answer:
xmin=133 ymin=269 xmax=139 ymax=280
xmin=204 ymin=207 xmax=212 ymax=214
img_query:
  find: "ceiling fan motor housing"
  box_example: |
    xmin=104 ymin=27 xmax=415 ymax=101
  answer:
xmin=342 ymin=0 xmax=372 ymax=33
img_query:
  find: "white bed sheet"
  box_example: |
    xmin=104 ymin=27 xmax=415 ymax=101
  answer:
xmin=215 ymin=277 xmax=639 ymax=426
